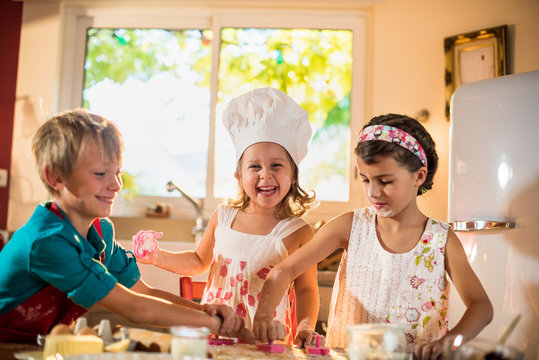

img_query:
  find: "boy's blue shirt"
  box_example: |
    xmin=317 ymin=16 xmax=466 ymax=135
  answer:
xmin=0 ymin=201 xmax=140 ymax=314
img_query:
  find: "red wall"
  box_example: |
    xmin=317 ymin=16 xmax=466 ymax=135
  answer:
xmin=0 ymin=0 xmax=22 ymax=230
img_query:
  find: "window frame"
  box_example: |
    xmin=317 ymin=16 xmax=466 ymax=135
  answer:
xmin=59 ymin=5 xmax=369 ymax=222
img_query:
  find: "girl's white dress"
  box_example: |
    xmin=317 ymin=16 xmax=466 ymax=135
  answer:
xmin=326 ymin=207 xmax=450 ymax=347
xmin=201 ymin=204 xmax=308 ymax=339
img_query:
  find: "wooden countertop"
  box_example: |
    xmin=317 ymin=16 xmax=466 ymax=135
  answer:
xmin=0 ymin=342 xmax=40 ymax=360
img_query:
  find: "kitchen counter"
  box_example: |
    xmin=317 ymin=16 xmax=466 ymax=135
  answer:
xmin=0 ymin=342 xmax=40 ymax=360
xmin=7 ymin=346 xmax=348 ymax=360
xmin=4 ymin=326 xmax=347 ymax=360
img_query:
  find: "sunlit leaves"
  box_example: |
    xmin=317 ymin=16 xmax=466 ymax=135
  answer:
xmin=218 ymin=28 xmax=352 ymax=130
xmin=84 ymin=28 xmax=212 ymax=89
xmin=85 ymin=27 xmax=352 ymax=130
xmin=83 ymin=26 xmax=354 ymax=200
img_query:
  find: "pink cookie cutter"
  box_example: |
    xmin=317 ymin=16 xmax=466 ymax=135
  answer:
xmin=257 ymin=341 xmax=285 ymax=353
xmin=208 ymin=335 xmax=235 ymax=346
xmin=305 ymin=336 xmax=329 ymax=355
xmin=132 ymin=230 xmax=163 ymax=257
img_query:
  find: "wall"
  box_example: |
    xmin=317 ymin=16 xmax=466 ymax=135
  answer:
xmin=371 ymin=0 xmax=539 ymax=221
xmin=8 ymin=2 xmax=61 ymax=232
xmin=5 ymin=0 xmax=539 ymax=231
xmin=0 ymin=0 xmax=22 ymax=230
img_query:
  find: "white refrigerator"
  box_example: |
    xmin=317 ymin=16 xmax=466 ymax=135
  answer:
xmin=448 ymin=70 xmax=539 ymax=359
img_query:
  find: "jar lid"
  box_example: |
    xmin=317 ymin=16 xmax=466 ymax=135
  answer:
xmin=346 ymin=323 xmax=404 ymax=332
xmin=170 ymin=326 xmax=210 ymax=338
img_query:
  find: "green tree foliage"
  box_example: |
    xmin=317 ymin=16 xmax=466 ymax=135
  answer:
xmin=84 ymin=28 xmax=212 ymax=88
xmin=85 ymin=27 xmax=352 ymax=130
xmin=218 ymin=28 xmax=352 ymax=130
xmin=120 ymin=171 xmax=139 ymax=200
xmin=84 ymin=27 xmax=353 ymax=191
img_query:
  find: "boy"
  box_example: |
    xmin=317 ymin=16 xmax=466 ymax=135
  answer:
xmin=0 ymin=109 xmax=249 ymax=343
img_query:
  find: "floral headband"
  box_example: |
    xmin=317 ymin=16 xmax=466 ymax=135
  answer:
xmin=357 ymin=125 xmax=428 ymax=167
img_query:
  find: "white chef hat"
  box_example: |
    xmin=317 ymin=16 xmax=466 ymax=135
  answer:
xmin=222 ymin=87 xmax=312 ymax=166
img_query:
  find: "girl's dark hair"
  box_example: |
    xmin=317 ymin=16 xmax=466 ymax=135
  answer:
xmin=354 ymin=114 xmax=438 ymax=196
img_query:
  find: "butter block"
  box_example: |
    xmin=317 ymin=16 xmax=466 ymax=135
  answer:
xmin=43 ymin=334 xmax=104 ymax=359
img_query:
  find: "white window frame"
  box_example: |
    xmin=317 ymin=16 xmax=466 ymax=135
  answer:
xmin=59 ymin=4 xmax=369 ymax=223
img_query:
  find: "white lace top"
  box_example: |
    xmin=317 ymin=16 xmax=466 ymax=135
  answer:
xmin=326 ymin=207 xmax=450 ymax=347
xmin=201 ymin=204 xmax=308 ymax=337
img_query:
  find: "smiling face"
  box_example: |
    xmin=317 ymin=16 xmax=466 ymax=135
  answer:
xmin=235 ymin=142 xmax=294 ymax=214
xmin=356 ymin=154 xmax=426 ymax=218
xmin=52 ymin=139 xmax=123 ymax=235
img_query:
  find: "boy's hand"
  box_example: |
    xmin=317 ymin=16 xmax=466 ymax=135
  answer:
xmin=202 ymin=303 xmax=244 ymax=338
xmin=252 ymin=315 xmax=286 ymax=343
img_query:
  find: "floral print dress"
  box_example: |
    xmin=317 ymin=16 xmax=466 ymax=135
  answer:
xmin=326 ymin=207 xmax=450 ymax=347
xmin=201 ymin=204 xmax=308 ymax=340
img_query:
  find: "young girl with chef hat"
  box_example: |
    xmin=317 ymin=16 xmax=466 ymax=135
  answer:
xmin=252 ymin=114 xmax=493 ymax=359
xmin=136 ymin=87 xmax=321 ymax=347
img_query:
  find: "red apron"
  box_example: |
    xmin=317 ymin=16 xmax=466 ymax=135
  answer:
xmin=0 ymin=203 xmax=103 ymax=343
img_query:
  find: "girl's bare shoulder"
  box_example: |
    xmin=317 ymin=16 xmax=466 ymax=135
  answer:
xmin=315 ymin=211 xmax=355 ymax=247
xmin=327 ymin=210 xmax=355 ymax=227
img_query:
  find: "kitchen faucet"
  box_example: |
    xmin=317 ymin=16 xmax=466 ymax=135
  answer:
xmin=166 ymin=181 xmax=206 ymax=243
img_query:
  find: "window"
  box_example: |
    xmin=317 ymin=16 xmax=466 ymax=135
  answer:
xmin=62 ymin=7 xmax=367 ymax=220
xmin=83 ymin=28 xmax=213 ymax=198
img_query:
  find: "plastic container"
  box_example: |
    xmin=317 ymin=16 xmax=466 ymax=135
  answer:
xmin=444 ymin=337 xmax=524 ymax=360
xmin=170 ymin=326 xmax=209 ymax=359
xmin=346 ymin=323 xmax=408 ymax=360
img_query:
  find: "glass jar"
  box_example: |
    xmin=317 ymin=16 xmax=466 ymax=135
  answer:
xmin=346 ymin=323 xmax=408 ymax=360
xmin=170 ymin=326 xmax=209 ymax=359
xmin=442 ymin=337 xmax=524 ymax=360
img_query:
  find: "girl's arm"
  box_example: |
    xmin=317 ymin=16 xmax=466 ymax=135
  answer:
xmin=415 ymin=229 xmax=493 ymax=360
xmin=136 ymin=211 xmax=218 ymax=276
xmin=287 ymin=225 xmax=320 ymax=347
xmin=444 ymin=229 xmax=493 ymax=338
xmin=253 ymin=212 xmax=354 ymax=343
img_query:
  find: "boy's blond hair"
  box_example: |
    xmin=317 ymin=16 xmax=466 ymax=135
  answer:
xmin=32 ymin=109 xmax=123 ymax=197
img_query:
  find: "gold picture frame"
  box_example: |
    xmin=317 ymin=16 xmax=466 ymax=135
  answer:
xmin=444 ymin=25 xmax=508 ymax=120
